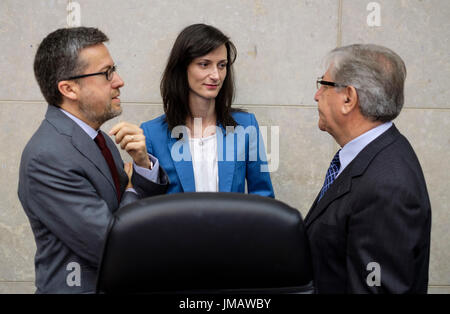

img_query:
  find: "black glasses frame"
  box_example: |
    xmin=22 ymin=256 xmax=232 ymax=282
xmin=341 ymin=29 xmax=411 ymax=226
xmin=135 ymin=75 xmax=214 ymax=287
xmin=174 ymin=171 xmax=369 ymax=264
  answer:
xmin=316 ymin=77 xmax=347 ymax=90
xmin=62 ymin=65 xmax=117 ymax=82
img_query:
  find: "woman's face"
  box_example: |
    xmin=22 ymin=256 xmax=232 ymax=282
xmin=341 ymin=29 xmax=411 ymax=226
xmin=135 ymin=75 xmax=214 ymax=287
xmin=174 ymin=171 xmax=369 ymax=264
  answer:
xmin=187 ymin=44 xmax=228 ymax=102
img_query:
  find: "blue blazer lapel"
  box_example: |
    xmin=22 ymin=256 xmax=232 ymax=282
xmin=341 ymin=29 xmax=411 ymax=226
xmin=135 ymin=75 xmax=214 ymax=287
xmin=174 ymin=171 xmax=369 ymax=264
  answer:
xmin=217 ymin=125 xmax=235 ymax=192
xmin=167 ymin=133 xmax=196 ymax=192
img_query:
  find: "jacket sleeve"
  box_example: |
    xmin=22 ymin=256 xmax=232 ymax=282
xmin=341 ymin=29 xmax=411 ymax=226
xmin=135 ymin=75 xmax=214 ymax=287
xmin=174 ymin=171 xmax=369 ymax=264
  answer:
xmin=129 ymin=163 xmax=169 ymax=198
xmin=246 ymin=113 xmax=275 ymax=198
xmin=345 ymin=179 xmax=431 ymax=293
xmin=23 ymin=152 xmax=114 ymax=267
xmin=135 ymin=122 xmax=170 ymax=197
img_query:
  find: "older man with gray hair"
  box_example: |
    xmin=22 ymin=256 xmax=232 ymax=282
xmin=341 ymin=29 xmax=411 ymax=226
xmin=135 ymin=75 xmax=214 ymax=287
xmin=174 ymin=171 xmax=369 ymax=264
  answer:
xmin=304 ymin=44 xmax=431 ymax=293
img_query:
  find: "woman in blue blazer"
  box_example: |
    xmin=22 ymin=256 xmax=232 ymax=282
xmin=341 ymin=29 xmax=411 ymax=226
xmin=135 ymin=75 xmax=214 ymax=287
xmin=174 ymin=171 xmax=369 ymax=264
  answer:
xmin=140 ymin=24 xmax=274 ymax=197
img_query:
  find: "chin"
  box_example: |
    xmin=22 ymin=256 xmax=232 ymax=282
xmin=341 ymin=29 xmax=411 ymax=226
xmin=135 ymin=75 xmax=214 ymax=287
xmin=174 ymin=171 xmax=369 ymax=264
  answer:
xmin=200 ymin=94 xmax=218 ymax=100
xmin=318 ymin=122 xmax=327 ymax=132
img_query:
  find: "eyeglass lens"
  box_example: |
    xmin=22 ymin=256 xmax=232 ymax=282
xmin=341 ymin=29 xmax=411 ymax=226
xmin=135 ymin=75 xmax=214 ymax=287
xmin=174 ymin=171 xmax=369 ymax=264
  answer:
xmin=107 ymin=66 xmax=116 ymax=81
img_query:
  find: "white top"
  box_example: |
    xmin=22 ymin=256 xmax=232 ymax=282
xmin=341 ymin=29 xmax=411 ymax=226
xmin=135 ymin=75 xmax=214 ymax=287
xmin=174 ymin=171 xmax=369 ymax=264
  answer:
xmin=337 ymin=122 xmax=393 ymax=177
xmin=189 ymin=134 xmax=219 ymax=192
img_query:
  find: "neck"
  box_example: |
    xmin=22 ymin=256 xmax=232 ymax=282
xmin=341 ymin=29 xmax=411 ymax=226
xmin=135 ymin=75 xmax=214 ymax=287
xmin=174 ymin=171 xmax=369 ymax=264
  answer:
xmin=335 ymin=117 xmax=383 ymax=147
xmin=60 ymin=101 xmax=101 ymax=130
xmin=189 ymin=93 xmax=216 ymax=119
xmin=186 ymin=94 xmax=217 ymax=137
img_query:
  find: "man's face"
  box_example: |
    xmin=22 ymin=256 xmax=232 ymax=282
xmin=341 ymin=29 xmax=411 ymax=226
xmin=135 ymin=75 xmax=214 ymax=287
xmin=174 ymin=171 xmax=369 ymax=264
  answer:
xmin=76 ymin=43 xmax=124 ymax=129
xmin=314 ymin=68 xmax=342 ymax=138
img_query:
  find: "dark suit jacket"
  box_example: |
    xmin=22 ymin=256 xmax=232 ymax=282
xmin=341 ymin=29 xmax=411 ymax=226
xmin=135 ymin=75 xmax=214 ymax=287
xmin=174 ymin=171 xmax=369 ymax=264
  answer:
xmin=18 ymin=105 xmax=169 ymax=293
xmin=304 ymin=124 xmax=431 ymax=293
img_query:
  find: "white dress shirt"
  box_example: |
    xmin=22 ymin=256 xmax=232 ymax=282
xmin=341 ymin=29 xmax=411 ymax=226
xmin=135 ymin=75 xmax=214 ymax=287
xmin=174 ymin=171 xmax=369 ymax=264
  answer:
xmin=337 ymin=122 xmax=393 ymax=177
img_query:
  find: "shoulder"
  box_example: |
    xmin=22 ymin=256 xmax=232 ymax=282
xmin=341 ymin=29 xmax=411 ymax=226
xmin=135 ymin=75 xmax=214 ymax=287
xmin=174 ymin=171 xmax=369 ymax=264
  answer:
xmin=20 ymin=125 xmax=80 ymax=178
xmin=23 ymin=120 xmax=69 ymax=158
xmin=355 ymin=129 xmax=427 ymax=197
xmin=140 ymin=114 xmax=171 ymax=149
xmin=140 ymin=114 xmax=168 ymax=133
xmin=231 ymin=111 xmax=258 ymax=127
xmin=141 ymin=114 xmax=167 ymax=128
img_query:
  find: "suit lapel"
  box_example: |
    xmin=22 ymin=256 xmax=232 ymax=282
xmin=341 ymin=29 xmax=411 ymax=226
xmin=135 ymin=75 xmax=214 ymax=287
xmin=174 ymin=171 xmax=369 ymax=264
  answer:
xmin=45 ymin=106 xmax=119 ymax=197
xmin=71 ymin=127 xmax=118 ymax=195
xmin=304 ymin=124 xmax=401 ymax=228
xmin=167 ymin=133 xmax=196 ymax=192
xmin=304 ymin=172 xmax=352 ymax=228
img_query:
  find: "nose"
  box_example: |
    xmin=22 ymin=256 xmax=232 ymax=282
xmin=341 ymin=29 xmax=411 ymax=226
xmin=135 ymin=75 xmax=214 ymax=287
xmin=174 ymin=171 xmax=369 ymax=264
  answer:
xmin=111 ymin=72 xmax=125 ymax=88
xmin=209 ymin=66 xmax=220 ymax=81
xmin=314 ymin=88 xmax=321 ymax=102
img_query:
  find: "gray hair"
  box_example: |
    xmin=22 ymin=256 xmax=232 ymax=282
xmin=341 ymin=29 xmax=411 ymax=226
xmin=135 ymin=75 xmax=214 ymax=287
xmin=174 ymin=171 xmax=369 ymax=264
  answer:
xmin=325 ymin=44 xmax=407 ymax=122
xmin=33 ymin=27 xmax=109 ymax=106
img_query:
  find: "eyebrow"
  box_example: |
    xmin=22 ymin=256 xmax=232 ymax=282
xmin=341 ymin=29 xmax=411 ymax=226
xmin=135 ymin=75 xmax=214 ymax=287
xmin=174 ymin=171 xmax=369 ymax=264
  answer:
xmin=196 ymin=58 xmax=228 ymax=63
xmin=98 ymin=64 xmax=114 ymax=72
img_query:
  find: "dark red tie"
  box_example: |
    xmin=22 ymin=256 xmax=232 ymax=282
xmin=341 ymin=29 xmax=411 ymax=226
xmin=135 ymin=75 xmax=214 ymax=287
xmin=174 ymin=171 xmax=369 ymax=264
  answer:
xmin=94 ymin=132 xmax=121 ymax=202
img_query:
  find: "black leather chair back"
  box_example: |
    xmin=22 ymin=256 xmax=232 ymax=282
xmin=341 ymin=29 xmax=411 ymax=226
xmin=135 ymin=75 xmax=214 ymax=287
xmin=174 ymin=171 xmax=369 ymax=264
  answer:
xmin=96 ymin=193 xmax=313 ymax=293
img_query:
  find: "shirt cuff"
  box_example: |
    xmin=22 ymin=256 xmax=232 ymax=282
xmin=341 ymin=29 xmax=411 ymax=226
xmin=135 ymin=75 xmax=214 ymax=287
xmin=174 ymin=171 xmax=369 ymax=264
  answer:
xmin=133 ymin=153 xmax=160 ymax=184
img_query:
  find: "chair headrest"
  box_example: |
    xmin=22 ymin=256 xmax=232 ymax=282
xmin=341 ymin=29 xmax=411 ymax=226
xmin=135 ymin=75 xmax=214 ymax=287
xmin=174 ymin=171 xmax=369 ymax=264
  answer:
xmin=97 ymin=193 xmax=313 ymax=293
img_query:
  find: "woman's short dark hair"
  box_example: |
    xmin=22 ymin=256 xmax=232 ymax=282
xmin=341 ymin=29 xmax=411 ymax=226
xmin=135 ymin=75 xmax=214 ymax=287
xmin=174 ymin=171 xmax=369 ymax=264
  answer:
xmin=160 ymin=23 xmax=239 ymax=130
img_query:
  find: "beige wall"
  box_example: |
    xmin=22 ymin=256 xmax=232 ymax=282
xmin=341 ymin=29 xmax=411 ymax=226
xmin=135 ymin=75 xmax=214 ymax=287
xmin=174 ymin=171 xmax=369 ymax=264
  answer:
xmin=0 ymin=0 xmax=449 ymax=293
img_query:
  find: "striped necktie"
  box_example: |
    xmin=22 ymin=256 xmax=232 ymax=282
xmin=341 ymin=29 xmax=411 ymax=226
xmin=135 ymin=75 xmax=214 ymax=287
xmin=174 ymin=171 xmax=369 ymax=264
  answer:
xmin=318 ymin=150 xmax=341 ymax=202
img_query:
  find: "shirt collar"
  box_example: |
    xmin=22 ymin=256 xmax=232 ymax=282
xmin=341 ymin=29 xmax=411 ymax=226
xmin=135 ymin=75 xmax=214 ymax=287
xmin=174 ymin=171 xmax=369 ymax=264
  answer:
xmin=59 ymin=108 xmax=99 ymax=139
xmin=337 ymin=122 xmax=393 ymax=177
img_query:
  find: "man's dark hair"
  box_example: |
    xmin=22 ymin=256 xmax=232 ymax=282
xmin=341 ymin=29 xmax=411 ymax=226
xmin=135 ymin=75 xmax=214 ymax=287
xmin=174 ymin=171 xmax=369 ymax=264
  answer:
xmin=33 ymin=27 xmax=109 ymax=106
xmin=160 ymin=23 xmax=240 ymax=131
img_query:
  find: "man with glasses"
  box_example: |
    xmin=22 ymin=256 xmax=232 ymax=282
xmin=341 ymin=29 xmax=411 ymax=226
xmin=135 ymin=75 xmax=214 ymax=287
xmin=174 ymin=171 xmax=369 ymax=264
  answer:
xmin=18 ymin=27 xmax=169 ymax=293
xmin=304 ymin=44 xmax=431 ymax=293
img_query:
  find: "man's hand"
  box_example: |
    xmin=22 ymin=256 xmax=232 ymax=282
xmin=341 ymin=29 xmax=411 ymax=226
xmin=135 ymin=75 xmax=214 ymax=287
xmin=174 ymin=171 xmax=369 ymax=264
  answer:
xmin=124 ymin=162 xmax=133 ymax=189
xmin=109 ymin=122 xmax=151 ymax=169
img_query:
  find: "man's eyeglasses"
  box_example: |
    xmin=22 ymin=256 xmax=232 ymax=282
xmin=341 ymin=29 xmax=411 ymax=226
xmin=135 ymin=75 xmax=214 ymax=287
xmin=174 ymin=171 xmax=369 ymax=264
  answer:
xmin=316 ymin=77 xmax=347 ymax=90
xmin=62 ymin=65 xmax=117 ymax=81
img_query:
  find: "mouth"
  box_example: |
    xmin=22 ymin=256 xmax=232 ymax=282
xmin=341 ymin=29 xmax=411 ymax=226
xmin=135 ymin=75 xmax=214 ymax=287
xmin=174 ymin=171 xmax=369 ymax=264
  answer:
xmin=204 ymin=84 xmax=219 ymax=90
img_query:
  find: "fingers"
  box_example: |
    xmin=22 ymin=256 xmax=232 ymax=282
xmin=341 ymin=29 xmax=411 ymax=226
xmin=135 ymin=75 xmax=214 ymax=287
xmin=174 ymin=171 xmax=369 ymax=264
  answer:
xmin=109 ymin=122 xmax=151 ymax=168
xmin=108 ymin=121 xmax=126 ymax=137
xmin=124 ymin=162 xmax=133 ymax=189
xmin=122 ymin=139 xmax=150 ymax=168
xmin=119 ymin=133 xmax=145 ymax=150
xmin=109 ymin=122 xmax=144 ymax=145
xmin=123 ymin=138 xmax=143 ymax=152
xmin=124 ymin=162 xmax=133 ymax=178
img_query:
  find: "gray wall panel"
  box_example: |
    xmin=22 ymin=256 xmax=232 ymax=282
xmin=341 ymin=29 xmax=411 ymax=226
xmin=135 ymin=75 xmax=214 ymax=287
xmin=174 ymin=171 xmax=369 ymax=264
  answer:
xmin=0 ymin=0 xmax=448 ymax=293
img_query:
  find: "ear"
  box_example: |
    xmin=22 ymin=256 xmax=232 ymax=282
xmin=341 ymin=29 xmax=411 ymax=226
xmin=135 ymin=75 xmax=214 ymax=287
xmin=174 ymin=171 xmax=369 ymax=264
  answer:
xmin=341 ymin=85 xmax=358 ymax=115
xmin=57 ymin=80 xmax=80 ymax=102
